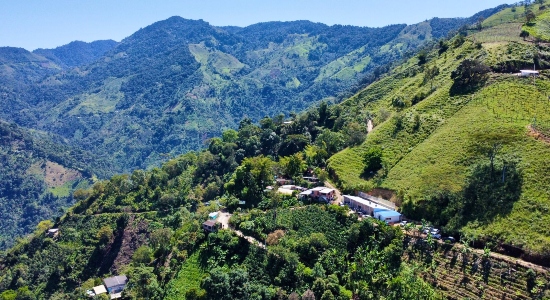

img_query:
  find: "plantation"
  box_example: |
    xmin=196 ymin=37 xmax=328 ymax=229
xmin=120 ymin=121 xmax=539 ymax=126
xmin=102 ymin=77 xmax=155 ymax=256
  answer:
xmin=3 ymin=3 xmax=550 ymax=299
xmin=328 ymin=2 xmax=550 ymax=264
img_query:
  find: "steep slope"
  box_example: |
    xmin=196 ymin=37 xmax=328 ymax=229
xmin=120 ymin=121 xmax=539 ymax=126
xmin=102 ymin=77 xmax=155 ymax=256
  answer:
xmin=33 ymin=40 xmax=119 ymax=69
xmin=0 ymin=109 xmax=546 ymax=300
xmin=0 ymin=47 xmax=60 ymax=117
xmin=0 ymin=128 xmax=436 ymax=299
xmin=328 ymin=3 xmax=550 ymax=263
xmin=2 ymin=12 xmax=504 ymax=173
xmin=0 ymin=121 xmax=113 ymax=249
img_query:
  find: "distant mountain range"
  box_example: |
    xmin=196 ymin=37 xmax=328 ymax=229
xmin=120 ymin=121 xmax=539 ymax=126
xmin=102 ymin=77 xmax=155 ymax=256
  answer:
xmin=0 ymin=6 xmax=505 ymax=174
xmin=0 ymin=5 xmax=507 ymax=248
xmin=34 ymin=40 xmax=119 ymax=69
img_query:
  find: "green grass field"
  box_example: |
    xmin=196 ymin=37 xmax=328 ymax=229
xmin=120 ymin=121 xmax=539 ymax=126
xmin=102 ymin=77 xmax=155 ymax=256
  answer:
xmin=524 ymin=10 xmax=550 ymax=41
xmin=482 ymin=5 xmax=542 ymax=28
xmin=164 ymin=252 xmax=205 ymax=300
xmin=327 ymin=16 xmax=550 ymax=256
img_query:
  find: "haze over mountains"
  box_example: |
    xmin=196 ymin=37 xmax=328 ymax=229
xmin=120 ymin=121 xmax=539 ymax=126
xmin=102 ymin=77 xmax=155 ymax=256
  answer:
xmin=1 ymin=7 xmax=502 ymax=175
xmin=4 ymin=2 xmax=550 ymax=299
xmin=0 ymin=6 xmax=507 ymax=249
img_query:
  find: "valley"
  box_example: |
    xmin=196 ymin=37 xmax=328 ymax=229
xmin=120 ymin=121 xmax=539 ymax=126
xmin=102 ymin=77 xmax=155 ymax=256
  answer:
xmin=2 ymin=1 xmax=550 ymax=299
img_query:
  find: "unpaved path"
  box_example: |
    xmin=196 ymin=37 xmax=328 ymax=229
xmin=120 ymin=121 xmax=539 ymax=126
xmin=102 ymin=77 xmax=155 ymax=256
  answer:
xmin=324 ymin=181 xmax=343 ymax=204
xmin=405 ymin=232 xmax=549 ymax=273
xmin=216 ymin=210 xmax=265 ymax=249
xmin=367 ymin=119 xmax=373 ymax=133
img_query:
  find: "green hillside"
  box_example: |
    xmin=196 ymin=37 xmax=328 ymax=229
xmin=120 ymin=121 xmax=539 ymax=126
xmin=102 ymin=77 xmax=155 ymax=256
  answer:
xmin=33 ymin=40 xmax=119 ymax=69
xmin=1 ymin=11 xmax=504 ymax=174
xmin=0 ymin=107 xmax=547 ymax=299
xmin=0 ymin=116 xmax=442 ymax=299
xmin=0 ymin=121 xmax=113 ymax=249
xmin=328 ymin=2 xmax=550 ymax=262
xmin=3 ymin=5 xmax=550 ymax=298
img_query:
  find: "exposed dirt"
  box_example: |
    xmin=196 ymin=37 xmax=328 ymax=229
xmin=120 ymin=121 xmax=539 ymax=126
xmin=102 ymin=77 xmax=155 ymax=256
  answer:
xmin=528 ymin=125 xmax=550 ymax=144
xmin=110 ymin=216 xmax=150 ymax=273
xmin=216 ymin=210 xmax=265 ymax=248
xmin=367 ymin=119 xmax=373 ymax=133
xmin=43 ymin=160 xmax=81 ymax=187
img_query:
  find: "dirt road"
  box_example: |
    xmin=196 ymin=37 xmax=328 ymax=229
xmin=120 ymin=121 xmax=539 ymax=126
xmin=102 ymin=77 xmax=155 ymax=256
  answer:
xmin=216 ymin=210 xmax=265 ymax=249
xmin=324 ymin=180 xmax=343 ymax=204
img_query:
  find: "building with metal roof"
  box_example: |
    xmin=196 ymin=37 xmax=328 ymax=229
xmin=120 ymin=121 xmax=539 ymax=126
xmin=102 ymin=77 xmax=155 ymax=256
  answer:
xmin=374 ymin=210 xmax=402 ymax=223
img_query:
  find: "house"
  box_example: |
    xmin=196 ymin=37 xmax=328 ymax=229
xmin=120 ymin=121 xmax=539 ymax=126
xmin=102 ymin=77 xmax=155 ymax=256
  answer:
xmin=374 ymin=210 xmax=402 ymax=224
xmin=344 ymin=195 xmax=387 ymax=215
xmin=519 ymin=70 xmax=539 ymax=77
xmin=318 ymin=188 xmax=335 ymax=202
xmin=343 ymin=195 xmax=397 ymax=216
xmin=299 ymin=187 xmax=334 ymax=202
xmin=103 ymin=275 xmax=128 ymax=297
xmin=310 ymin=186 xmax=327 ymax=197
xmin=46 ymin=228 xmax=59 ymax=238
xmin=202 ymin=220 xmax=217 ymax=232
xmin=298 ymin=189 xmax=313 ymax=200
xmin=93 ymin=285 xmax=107 ymax=296
xmin=208 ymin=212 xmax=219 ymax=220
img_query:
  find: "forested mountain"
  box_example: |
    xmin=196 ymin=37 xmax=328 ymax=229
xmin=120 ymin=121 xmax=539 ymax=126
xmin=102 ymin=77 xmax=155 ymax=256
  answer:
xmin=327 ymin=2 xmax=550 ymax=265
xmin=0 ymin=6 xmax=505 ymax=175
xmin=33 ymin=40 xmax=119 ymax=69
xmin=0 ymin=121 xmax=114 ymax=249
xmin=4 ymin=3 xmax=550 ymax=299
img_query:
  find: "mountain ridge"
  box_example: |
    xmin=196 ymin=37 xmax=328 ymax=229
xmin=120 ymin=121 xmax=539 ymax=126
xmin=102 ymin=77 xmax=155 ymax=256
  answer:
xmin=1 ymin=13 xmax=501 ymax=174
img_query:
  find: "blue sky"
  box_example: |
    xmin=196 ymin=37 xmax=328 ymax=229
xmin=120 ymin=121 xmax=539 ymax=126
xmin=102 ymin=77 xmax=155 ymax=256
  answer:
xmin=0 ymin=0 xmax=515 ymax=51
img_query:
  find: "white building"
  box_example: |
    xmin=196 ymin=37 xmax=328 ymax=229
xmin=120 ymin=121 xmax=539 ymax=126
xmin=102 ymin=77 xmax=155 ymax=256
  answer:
xmin=374 ymin=210 xmax=402 ymax=223
xmin=519 ymin=70 xmax=539 ymax=77
xmin=343 ymin=195 xmax=393 ymax=216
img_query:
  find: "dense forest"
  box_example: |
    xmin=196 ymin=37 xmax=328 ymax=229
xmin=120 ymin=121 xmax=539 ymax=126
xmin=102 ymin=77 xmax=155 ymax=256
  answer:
xmin=0 ymin=7 xmax=504 ymax=175
xmin=0 ymin=121 xmax=113 ymax=249
xmin=6 ymin=2 xmax=550 ymax=299
xmin=33 ymin=40 xmax=119 ymax=69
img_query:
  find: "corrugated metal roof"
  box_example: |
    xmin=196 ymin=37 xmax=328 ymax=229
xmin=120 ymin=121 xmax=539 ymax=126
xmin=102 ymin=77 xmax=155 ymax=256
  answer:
xmin=103 ymin=275 xmax=128 ymax=288
xmin=203 ymin=220 xmax=216 ymax=226
xmin=377 ymin=210 xmax=401 ymax=217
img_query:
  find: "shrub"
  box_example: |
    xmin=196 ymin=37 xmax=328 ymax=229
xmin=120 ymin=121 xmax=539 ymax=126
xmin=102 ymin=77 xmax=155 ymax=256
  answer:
xmin=363 ymin=146 xmax=383 ymax=176
xmin=133 ymin=245 xmax=153 ymax=265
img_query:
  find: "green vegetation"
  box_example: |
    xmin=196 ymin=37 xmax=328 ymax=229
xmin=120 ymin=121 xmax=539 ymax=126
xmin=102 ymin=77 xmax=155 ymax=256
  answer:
xmin=5 ymin=4 xmax=550 ymax=300
xmin=0 ymin=11 xmax=504 ymax=175
xmin=0 ymin=118 xmax=443 ymax=299
xmin=165 ymin=253 xmax=204 ymax=299
xmin=0 ymin=121 xmax=108 ymax=249
xmin=327 ymin=2 xmax=550 ymax=264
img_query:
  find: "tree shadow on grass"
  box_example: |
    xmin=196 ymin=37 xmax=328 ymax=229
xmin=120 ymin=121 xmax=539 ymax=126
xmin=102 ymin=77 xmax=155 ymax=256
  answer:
xmin=402 ymin=160 xmax=522 ymax=234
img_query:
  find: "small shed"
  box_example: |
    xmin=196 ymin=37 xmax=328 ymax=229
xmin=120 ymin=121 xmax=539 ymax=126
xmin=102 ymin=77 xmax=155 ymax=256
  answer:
xmin=203 ymin=220 xmax=217 ymax=232
xmin=374 ymin=210 xmax=402 ymax=223
xmin=519 ymin=70 xmax=539 ymax=77
xmin=93 ymin=285 xmax=107 ymax=296
xmin=303 ymin=176 xmax=319 ymax=183
xmin=47 ymin=228 xmax=59 ymax=238
xmin=276 ymin=178 xmax=294 ymax=185
xmin=103 ymin=275 xmax=128 ymax=294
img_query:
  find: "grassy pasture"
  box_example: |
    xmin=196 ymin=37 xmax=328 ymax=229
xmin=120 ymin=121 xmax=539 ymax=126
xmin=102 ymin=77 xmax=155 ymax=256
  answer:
xmin=327 ymin=17 xmax=550 ymax=255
